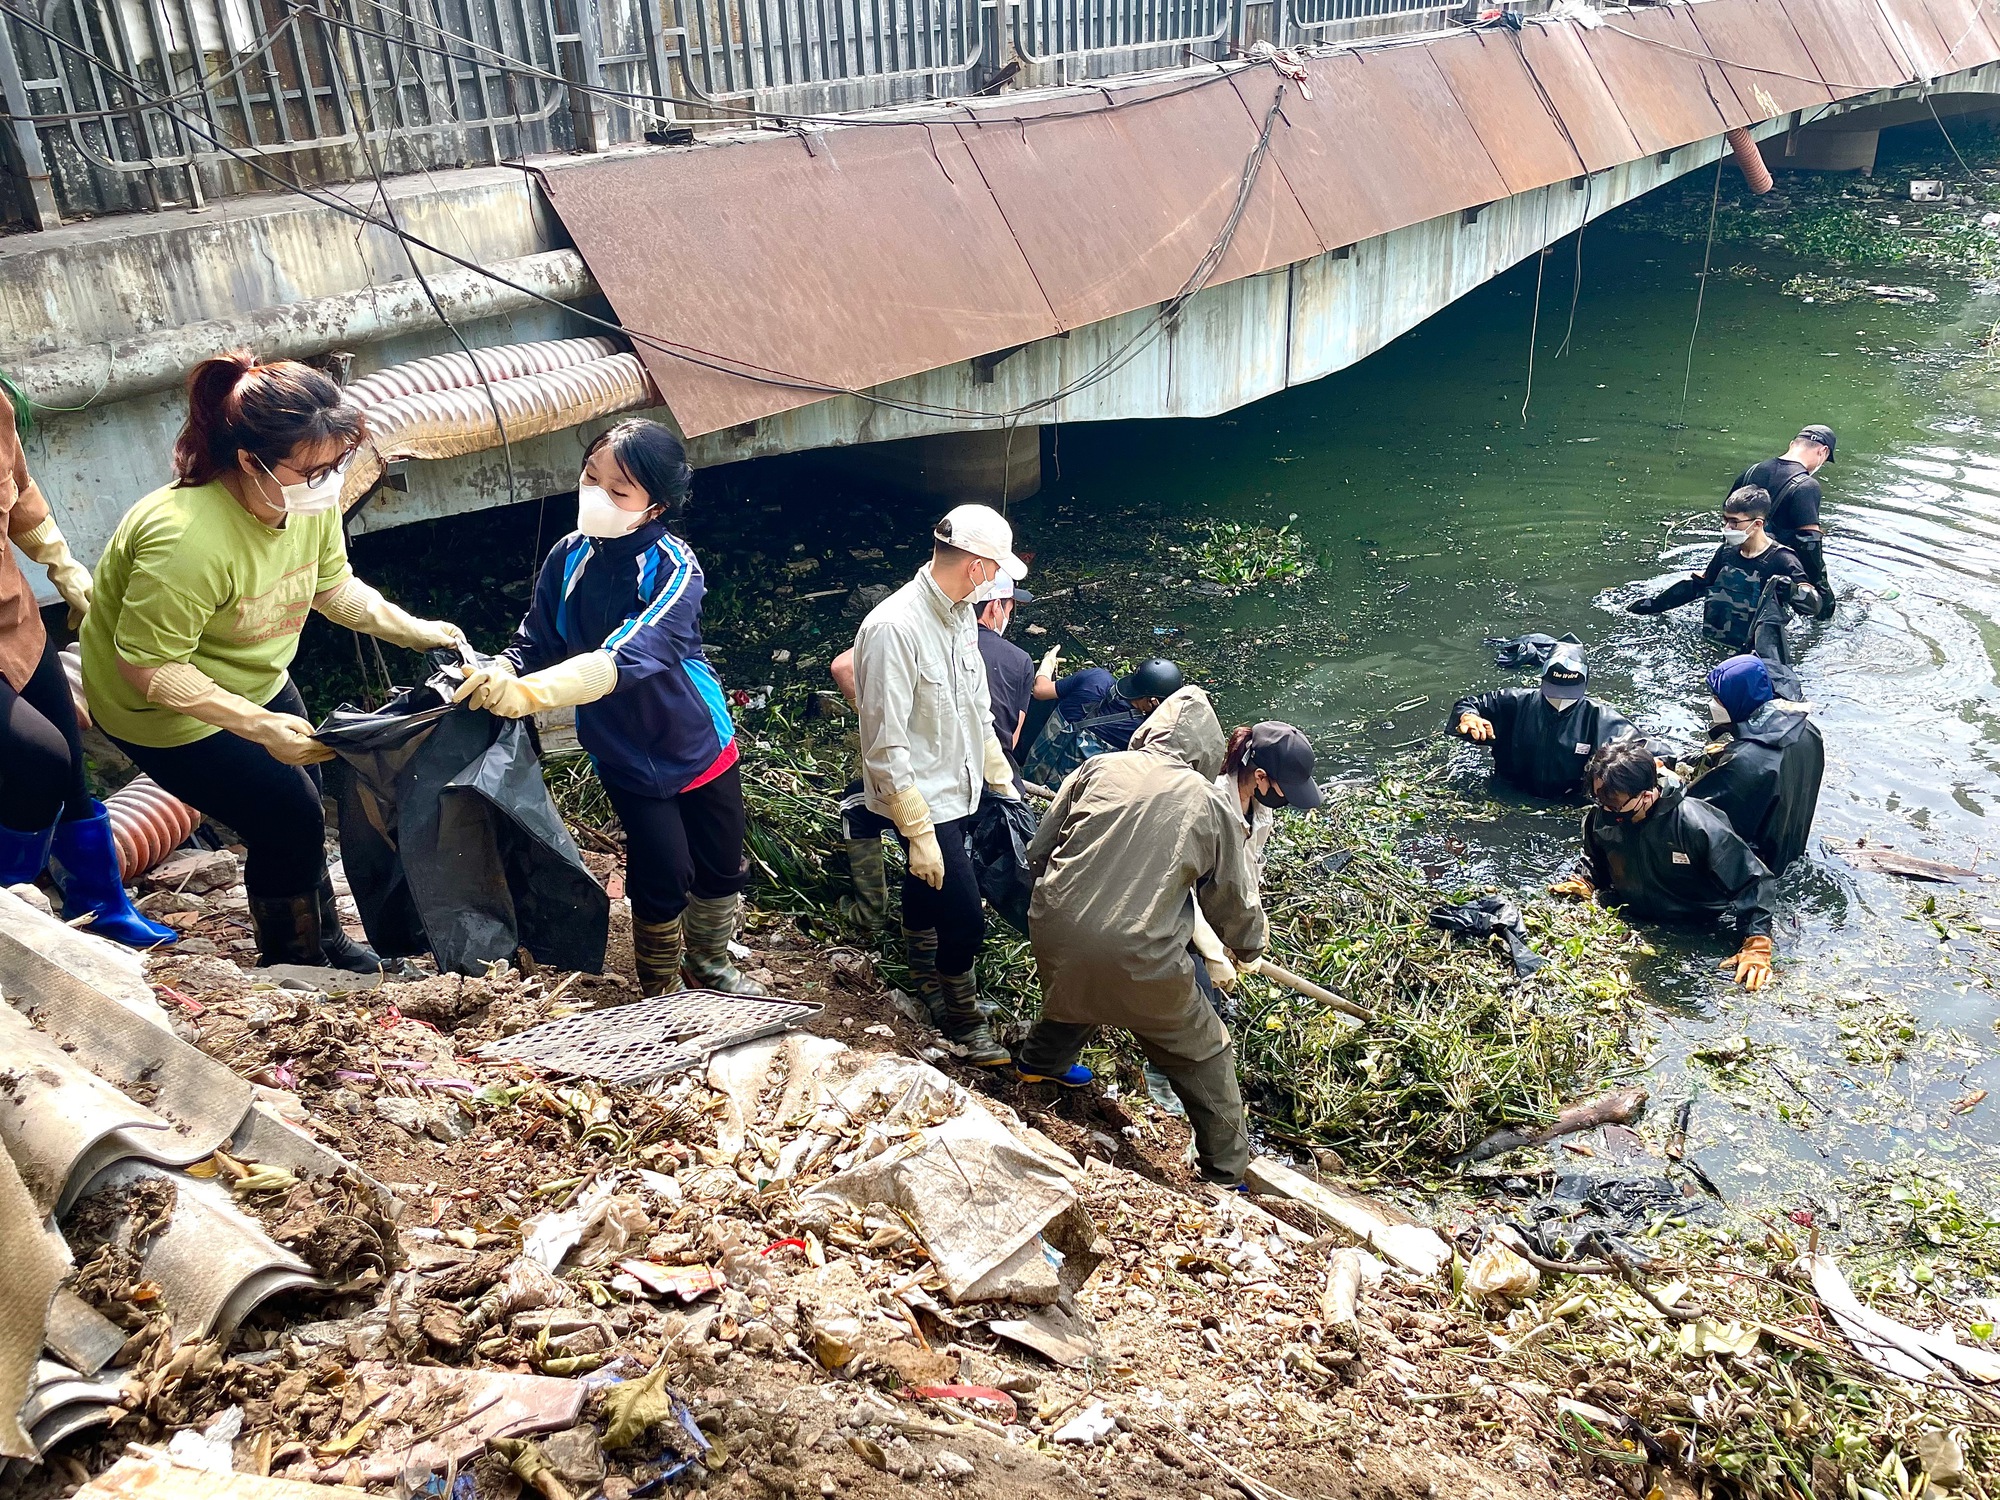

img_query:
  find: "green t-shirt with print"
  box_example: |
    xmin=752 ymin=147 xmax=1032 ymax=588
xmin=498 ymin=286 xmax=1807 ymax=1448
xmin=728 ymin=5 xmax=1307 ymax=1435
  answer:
xmin=81 ymin=480 xmax=352 ymax=747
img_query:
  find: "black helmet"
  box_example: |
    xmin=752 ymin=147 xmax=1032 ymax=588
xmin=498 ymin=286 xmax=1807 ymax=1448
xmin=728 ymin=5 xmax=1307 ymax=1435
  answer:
xmin=1117 ymin=658 xmax=1184 ymax=702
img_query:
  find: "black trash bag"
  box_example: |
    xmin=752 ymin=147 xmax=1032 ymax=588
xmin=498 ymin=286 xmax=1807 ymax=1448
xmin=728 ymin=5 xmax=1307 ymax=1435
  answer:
xmin=969 ymin=792 xmax=1038 ymax=936
xmin=1484 ymin=631 xmax=1581 ymax=671
xmin=316 ymin=652 xmax=609 ymax=977
xmin=1428 ymin=894 xmax=1548 ymax=978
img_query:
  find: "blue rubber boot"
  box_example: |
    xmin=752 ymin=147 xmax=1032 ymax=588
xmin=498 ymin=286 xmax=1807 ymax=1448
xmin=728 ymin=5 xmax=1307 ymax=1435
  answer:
xmin=50 ymin=802 xmax=177 ymax=949
xmin=0 ymin=820 xmax=55 ymax=888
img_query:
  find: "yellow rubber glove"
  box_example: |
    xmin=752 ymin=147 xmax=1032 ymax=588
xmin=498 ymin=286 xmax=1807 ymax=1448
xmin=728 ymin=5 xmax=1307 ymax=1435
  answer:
xmin=1190 ymin=906 xmax=1238 ymax=991
xmin=147 ymin=661 xmax=331 ymax=765
xmin=1457 ymin=711 xmax=1495 ymax=743
xmin=983 ymin=733 xmax=1020 ymax=799
xmin=884 ymin=784 xmax=944 ymax=890
xmin=1723 ymin=934 xmax=1773 ymax=991
xmin=454 ymin=651 xmax=617 ymax=719
xmin=13 ymin=514 xmax=92 ymax=629
xmin=317 ymin=577 xmax=466 ymax=652
xmin=1547 ymin=875 xmax=1596 ymax=902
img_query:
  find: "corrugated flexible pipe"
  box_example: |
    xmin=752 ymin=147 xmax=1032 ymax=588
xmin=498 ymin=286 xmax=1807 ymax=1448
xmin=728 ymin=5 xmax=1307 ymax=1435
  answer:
xmin=344 ymin=335 xmax=623 ymax=408
xmin=1727 ymin=128 xmax=1774 ymax=195
xmin=338 ymin=353 xmax=659 ymax=508
xmin=103 ymin=775 xmax=203 ymax=882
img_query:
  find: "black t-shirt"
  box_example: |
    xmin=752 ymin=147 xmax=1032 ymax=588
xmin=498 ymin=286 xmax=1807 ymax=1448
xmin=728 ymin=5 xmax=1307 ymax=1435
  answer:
xmin=1735 ymin=458 xmax=1822 ymax=541
xmin=978 ymin=625 xmax=1036 ymax=759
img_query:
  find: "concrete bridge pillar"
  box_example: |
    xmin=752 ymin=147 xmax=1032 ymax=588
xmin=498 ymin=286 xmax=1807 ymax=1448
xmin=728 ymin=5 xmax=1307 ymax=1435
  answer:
xmin=1760 ymin=127 xmax=1879 ymax=174
xmin=853 ymin=427 xmax=1043 ymax=505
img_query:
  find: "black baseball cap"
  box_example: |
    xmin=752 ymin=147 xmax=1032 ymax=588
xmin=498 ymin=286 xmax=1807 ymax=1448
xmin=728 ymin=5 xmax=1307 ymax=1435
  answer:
xmin=1797 ymin=424 xmax=1836 ymax=459
xmin=1542 ymin=643 xmax=1589 ymax=702
xmin=1249 ymin=722 xmax=1322 ymax=809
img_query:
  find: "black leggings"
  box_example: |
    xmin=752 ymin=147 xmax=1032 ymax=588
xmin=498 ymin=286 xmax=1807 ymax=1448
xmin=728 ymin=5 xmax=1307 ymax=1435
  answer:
xmin=605 ymin=763 xmax=751 ymax=923
xmin=900 ymin=814 xmax=985 ymax=975
xmin=0 ymin=634 xmax=91 ymax=832
xmin=110 ymin=680 xmax=326 ymax=898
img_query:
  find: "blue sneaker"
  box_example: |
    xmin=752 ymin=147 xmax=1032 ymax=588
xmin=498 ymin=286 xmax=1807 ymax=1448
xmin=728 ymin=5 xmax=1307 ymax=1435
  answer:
xmin=1016 ymin=1062 xmax=1095 ymax=1088
xmin=51 ymin=803 xmax=177 ymax=950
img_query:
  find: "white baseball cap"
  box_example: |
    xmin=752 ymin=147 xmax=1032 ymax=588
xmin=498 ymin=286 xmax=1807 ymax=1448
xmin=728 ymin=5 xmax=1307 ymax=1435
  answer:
xmin=934 ymin=504 xmax=1028 ymax=581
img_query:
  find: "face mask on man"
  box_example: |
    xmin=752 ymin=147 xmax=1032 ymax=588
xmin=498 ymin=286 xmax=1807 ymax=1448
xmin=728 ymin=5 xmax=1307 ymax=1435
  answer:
xmin=577 ymin=481 xmax=647 ymax=539
xmin=1253 ymin=785 xmax=1289 ymax=810
xmin=1723 ymin=526 xmax=1751 ymax=546
xmin=259 ymin=458 xmax=344 ymax=515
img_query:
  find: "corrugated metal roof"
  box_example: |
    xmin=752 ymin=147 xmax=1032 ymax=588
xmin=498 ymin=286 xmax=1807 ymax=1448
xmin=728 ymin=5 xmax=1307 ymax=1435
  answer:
xmin=1428 ymin=31 xmax=1587 ymax=196
xmin=1687 ymin=0 xmax=1837 ymax=116
xmin=537 ymin=126 xmax=1063 ymax=437
xmin=539 ymin=3 xmax=1961 ymax=436
xmin=953 ymin=71 xmax=1323 ymax=332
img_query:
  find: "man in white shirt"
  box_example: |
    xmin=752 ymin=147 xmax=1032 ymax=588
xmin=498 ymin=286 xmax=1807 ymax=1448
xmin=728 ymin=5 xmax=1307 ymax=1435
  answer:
xmin=852 ymin=505 xmax=1025 ymax=1066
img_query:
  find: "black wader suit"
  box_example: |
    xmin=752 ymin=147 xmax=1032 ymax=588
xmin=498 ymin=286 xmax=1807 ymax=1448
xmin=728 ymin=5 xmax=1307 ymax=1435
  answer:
xmin=1684 ymin=703 xmax=1825 ymax=875
xmin=1448 ymin=689 xmax=1635 ymax=800
xmin=1583 ymin=781 xmax=1776 ymax=939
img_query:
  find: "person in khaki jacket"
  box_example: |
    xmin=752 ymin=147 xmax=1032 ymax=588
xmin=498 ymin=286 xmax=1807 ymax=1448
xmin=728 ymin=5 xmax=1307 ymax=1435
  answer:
xmin=1015 ymin=685 xmax=1268 ymax=1186
xmin=0 ymin=380 xmax=175 ymax=947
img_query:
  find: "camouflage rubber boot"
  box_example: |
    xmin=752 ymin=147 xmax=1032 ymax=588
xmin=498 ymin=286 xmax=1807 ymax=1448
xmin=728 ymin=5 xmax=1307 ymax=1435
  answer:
xmin=633 ymin=914 xmax=685 ymax=998
xmin=842 ymin=838 xmax=892 ymax=936
xmin=903 ymin=925 xmax=945 ymax=1026
xmin=937 ymin=970 xmax=1011 ymax=1068
xmin=681 ymin=893 xmax=767 ymax=994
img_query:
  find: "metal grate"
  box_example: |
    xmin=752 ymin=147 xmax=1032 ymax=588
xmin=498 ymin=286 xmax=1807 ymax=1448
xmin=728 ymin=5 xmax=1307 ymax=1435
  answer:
xmin=478 ymin=989 xmax=822 ymax=1084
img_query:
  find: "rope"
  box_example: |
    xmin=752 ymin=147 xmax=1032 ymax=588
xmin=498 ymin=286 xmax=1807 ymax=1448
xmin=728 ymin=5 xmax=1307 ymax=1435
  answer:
xmin=1675 ymin=155 xmax=1726 ymax=431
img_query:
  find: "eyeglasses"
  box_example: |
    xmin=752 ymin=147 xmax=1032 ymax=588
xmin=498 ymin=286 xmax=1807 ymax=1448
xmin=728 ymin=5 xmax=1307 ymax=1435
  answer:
xmin=260 ymin=451 xmax=351 ymax=488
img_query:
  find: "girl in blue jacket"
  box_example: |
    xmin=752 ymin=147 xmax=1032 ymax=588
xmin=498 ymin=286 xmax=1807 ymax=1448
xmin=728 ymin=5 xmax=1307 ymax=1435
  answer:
xmin=454 ymin=420 xmax=761 ymax=996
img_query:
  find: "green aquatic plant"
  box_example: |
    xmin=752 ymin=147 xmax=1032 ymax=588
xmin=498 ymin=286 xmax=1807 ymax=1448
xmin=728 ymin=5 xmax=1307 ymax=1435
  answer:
xmin=1173 ymin=519 xmax=1316 ymax=593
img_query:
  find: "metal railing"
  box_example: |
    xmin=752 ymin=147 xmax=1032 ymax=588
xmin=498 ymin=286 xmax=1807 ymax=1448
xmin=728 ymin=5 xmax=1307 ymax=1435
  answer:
xmin=670 ymin=0 xmax=984 ymax=103
xmin=0 ymin=0 xmax=1517 ymax=226
xmin=1011 ymin=0 xmax=1231 ymax=68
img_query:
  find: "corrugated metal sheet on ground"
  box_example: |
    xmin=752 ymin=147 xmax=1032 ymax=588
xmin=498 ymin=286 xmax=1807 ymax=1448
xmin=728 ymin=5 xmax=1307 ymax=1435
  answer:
xmin=1428 ymin=30 xmax=1586 ymax=195
xmin=1584 ymin=6 xmax=1746 ymax=154
xmin=1251 ymin=46 xmax=1509 ymax=252
xmin=1517 ymin=22 xmax=1646 ymax=172
xmin=952 ymin=71 xmax=1322 ymax=332
xmin=536 ymin=129 xmax=1062 ymax=436
xmin=1686 ymin=0 xmax=1836 ymax=118
xmin=1778 ymin=0 xmax=1915 ymax=95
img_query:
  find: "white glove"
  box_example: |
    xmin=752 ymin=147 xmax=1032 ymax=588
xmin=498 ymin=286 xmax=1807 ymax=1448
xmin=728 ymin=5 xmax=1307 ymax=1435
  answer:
xmin=60 ymin=644 xmax=91 ymax=730
xmin=1038 ymin=645 xmax=1063 ymax=679
xmin=1191 ymin=907 xmax=1238 ymax=990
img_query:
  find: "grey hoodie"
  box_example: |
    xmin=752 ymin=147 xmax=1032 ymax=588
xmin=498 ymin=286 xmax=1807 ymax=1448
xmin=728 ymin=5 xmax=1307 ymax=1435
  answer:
xmin=1026 ymin=686 xmax=1267 ymax=1048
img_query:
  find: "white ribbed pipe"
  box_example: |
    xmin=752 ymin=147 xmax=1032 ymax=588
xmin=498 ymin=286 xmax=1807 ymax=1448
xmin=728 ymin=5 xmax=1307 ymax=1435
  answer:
xmin=345 ymin=335 xmax=622 ymax=407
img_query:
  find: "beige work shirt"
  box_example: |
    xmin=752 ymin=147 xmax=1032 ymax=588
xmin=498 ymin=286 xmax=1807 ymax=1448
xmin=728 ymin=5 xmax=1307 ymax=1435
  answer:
xmin=853 ymin=564 xmax=992 ymax=825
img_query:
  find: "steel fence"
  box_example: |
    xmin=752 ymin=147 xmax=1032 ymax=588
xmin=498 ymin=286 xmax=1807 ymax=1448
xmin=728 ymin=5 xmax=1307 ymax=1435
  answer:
xmin=669 ymin=0 xmax=983 ymax=103
xmin=1285 ymin=0 xmax=1469 ymax=39
xmin=1010 ymin=0 xmax=1231 ymax=67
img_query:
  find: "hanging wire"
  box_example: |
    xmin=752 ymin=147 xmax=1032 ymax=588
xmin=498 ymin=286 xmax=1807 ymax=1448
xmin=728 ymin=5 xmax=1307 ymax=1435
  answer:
xmin=1675 ymin=155 xmax=1726 ymax=432
xmin=1557 ymin=173 xmax=1591 ymax=360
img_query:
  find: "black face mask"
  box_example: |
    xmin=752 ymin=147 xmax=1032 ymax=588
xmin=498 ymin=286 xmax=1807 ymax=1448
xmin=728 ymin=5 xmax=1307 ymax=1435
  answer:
xmin=1601 ymin=796 xmax=1650 ymax=825
xmin=1253 ymin=785 xmax=1288 ymax=810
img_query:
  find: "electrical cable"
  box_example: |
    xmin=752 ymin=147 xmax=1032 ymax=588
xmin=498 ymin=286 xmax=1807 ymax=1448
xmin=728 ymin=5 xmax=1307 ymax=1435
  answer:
xmin=1598 ymin=20 xmax=1884 ymax=95
xmin=1557 ymin=171 xmax=1590 ymax=360
xmin=1521 ymin=239 xmax=1546 ymax=426
xmin=1675 ymin=154 xmax=1725 ymax=431
xmin=1926 ymin=93 xmax=1979 ymax=176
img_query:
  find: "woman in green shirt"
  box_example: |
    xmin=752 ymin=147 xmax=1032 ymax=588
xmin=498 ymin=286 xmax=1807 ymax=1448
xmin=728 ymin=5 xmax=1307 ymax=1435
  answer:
xmin=81 ymin=351 xmax=466 ymax=970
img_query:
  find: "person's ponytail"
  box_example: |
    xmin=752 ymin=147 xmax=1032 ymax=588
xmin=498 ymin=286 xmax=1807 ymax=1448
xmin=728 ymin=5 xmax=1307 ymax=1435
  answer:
xmin=172 ymin=350 xmax=363 ymax=487
xmin=1222 ymin=725 xmax=1254 ymax=781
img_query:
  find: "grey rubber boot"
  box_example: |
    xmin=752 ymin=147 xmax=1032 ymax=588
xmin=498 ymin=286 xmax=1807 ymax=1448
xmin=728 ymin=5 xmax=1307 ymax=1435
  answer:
xmin=937 ymin=970 xmax=1011 ymax=1068
xmin=842 ymin=837 xmax=892 ymax=936
xmin=633 ymin=914 xmax=685 ymax=998
xmin=247 ymin=890 xmax=322 ymax=967
xmin=682 ymin=893 xmax=766 ymax=994
xmin=903 ymin=925 xmax=945 ymax=1025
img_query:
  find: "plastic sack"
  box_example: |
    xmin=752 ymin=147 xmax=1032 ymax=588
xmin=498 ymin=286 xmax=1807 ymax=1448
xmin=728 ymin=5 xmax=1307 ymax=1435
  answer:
xmin=316 ymin=652 xmax=609 ymax=976
xmin=1464 ymin=1238 xmax=1541 ymax=1306
xmin=969 ymin=793 xmax=1037 ymax=935
xmin=1019 ymin=709 xmax=1114 ymax=787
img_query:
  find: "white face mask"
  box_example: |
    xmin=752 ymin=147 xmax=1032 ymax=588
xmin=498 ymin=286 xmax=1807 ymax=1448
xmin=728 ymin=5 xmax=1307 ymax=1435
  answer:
xmin=1722 ymin=526 xmax=1751 ymax=546
xmin=1708 ymin=696 xmax=1733 ymax=727
xmin=259 ymin=457 xmax=344 ymax=515
xmin=577 ymin=481 xmax=646 ymax=539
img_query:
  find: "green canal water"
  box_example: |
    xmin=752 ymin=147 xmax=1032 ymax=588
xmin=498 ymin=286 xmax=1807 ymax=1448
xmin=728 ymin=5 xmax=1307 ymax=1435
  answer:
xmin=331 ymin=136 xmax=2000 ymax=1228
